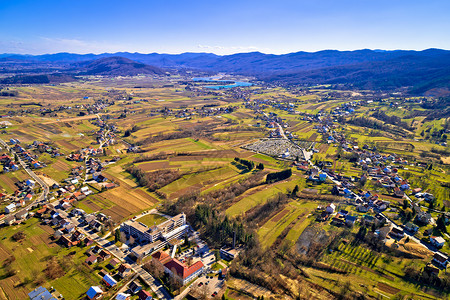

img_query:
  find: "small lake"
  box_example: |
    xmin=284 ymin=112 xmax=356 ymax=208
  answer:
xmin=193 ymin=77 xmax=253 ymax=89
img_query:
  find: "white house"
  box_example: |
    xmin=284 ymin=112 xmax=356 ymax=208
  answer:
xmin=86 ymin=286 xmax=103 ymax=300
xmin=325 ymin=203 xmax=336 ymax=214
xmin=5 ymin=203 xmax=16 ymax=214
xmin=430 ymin=236 xmax=445 ymax=248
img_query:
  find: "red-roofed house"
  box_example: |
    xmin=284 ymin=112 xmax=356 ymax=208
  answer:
xmin=151 ymin=251 xmax=171 ymax=265
xmin=163 ymin=258 xmax=204 ymax=286
xmin=72 ymin=191 xmax=86 ymax=201
xmin=138 ymin=290 xmax=153 ymax=300
xmin=117 ymin=263 xmax=133 ymax=278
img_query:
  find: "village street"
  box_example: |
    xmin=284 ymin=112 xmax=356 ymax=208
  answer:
xmin=0 ymin=138 xmax=49 ymax=221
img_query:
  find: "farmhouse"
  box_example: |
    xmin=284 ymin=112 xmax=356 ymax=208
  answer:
xmin=129 ymin=281 xmax=142 ymax=294
xmin=85 ymin=255 xmax=98 ymax=265
xmin=108 ymin=258 xmax=120 ymax=269
xmin=416 ymin=211 xmax=432 ymax=224
xmin=15 ymin=210 xmax=28 ymax=220
xmin=345 ymin=215 xmax=357 ymax=226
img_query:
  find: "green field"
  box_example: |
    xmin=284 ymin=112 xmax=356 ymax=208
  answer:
xmin=257 ymin=201 xmax=316 ymax=248
xmin=137 ymin=213 xmax=167 ymax=227
xmin=0 ymin=218 xmax=102 ymax=300
xmin=226 ymin=177 xmax=306 ymax=217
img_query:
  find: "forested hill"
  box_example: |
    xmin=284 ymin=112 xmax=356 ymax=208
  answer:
xmin=1 ymin=49 xmax=450 ymax=94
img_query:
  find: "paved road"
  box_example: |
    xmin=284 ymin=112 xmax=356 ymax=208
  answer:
xmin=276 ymin=122 xmax=288 ymax=139
xmin=0 ymin=138 xmax=49 ymax=221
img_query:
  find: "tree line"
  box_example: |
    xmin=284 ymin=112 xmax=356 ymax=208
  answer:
xmin=266 ymin=168 xmax=292 ymax=184
xmin=126 ymin=166 xmax=182 ymax=192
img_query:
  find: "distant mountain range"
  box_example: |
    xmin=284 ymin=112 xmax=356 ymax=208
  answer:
xmin=1 ymin=49 xmax=449 ymax=95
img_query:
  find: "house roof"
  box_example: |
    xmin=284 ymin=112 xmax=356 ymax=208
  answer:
xmin=86 ymin=286 xmax=103 ymax=299
xmin=345 ymin=215 xmax=356 ymax=222
xmin=5 ymin=203 xmax=15 ymax=209
xmin=85 ymin=255 xmax=97 ymax=264
xmin=116 ymin=293 xmax=131 ymax=300
xmin=129 ymin=280 xmax=142 ymax=291
xmin=391 ymin=227 xmax=403 ymax=234
xmin=164 ymin=258 xmax=204 ymax=280
xmin=118 ymin=263 xmax=132 ymax=273
xmin=152 ymin=251 xmax=171 ymax=263
xmin=431 ymin=236 xmax=446 ymax=244
xmin=138 ymin=290 xmax=152 ymax=300
xmin=99 ymin=249 xmax=110 ymax=258
xmin=109 ymin=258 xmax=120 ymax=267
xmin=103 ymin=274 xmax=117 ymax=287
xmin=433 ymin=253 xmax=448 ymax=263
xmin=28 ymin=286 xmax=57 ymax=300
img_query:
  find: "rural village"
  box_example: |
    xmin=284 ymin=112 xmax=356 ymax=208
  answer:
xmin=0 ymin=72 xmax=448 ymax=300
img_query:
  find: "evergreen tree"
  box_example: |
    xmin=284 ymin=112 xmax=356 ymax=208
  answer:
xmin=114 ymin=229 xmax=120 ymax=243
xmin=292 ymin=185 xmax=299 ymax=196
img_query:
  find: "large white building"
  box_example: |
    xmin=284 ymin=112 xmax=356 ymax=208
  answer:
xmin=121 ymin=213 xmax=188 ymax=258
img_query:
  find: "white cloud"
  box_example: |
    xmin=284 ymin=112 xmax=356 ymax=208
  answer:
xmin=38 ymin=37 xmax=127 ymax=54
xmin=197 ymin=44 xmax=260 ymax=53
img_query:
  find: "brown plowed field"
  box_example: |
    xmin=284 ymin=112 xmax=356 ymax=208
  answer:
xmin=317 ymin=143 xmax=329 ymax=153
xmin=55 ymin=140 xmax=78 ymax=151
xmin=308 ymin=133 xmax=318 ymax=141
xmin=83 ymin=199 xmax=102 ymax=212
xmin=0 ymin=175 xmax=17 ymax=192
xmin=272 ymin=209 xmax=290 ymax=222
xmin=377 ymin=282 xmax=400 ymax=294
xmin=169 ymin=156 xmax=204 ymax=162
xmin=168 ymin=184 xmax=203 ymax=200
xmin=103 ymin=205 xmax=132 ymax=223
xmin=9 ymin=130 xmax=37 ymax=142
xmin=0 ymin=276 xmax=28 ymax=299
xmin=0 ymin=243 xmax=11 ymax=260
xmin=101 ymin=187 xmax=154 ymax=211
xmin=131 ymin=189 xmax=159 ymax=204
xmin=139 ymin=161 xmax=170 ymax=171
xmin=52 ymin=160 xmax=70 ymax=172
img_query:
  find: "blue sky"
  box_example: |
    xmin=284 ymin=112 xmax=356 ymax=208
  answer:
xmin=0 ymin=0 xmax=449 ymax=54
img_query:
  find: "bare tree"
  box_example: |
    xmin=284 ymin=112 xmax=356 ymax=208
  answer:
xmin=120 ymin=231 xmax=127 ymax=243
